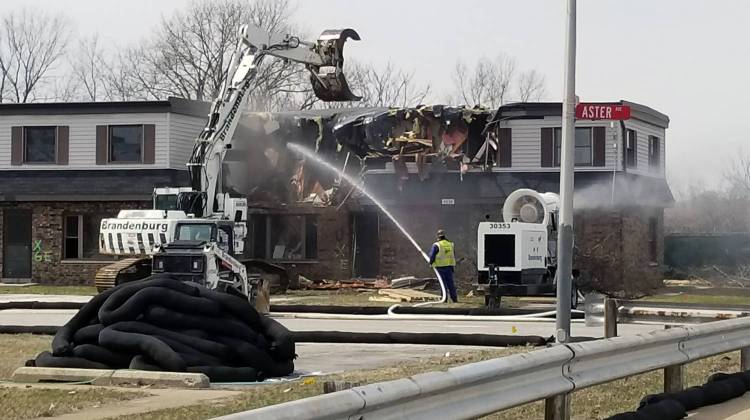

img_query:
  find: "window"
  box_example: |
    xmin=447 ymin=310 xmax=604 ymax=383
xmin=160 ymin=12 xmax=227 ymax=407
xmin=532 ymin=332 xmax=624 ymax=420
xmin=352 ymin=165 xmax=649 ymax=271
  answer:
xmin=109 ymin=125 xmax=143 ymax=163
xmin=648 ymin=136 xmax=660 ymax=169
xmin=626 ymin=129 xmax=637 ymax=168
xmin=176 ymin=223 xmax=214 ymax=242
xmin=553 ymin=127 xmax=592 ymax=166
xmin=648 ymin=216 xmax=659 ymax=263
xmin=250 ymin=214 xmax=318 ymax=260
xmin=24 ymin=126 xmax=57 ymax=163
xmin=64 ymin=215 xmax=112 ymax=260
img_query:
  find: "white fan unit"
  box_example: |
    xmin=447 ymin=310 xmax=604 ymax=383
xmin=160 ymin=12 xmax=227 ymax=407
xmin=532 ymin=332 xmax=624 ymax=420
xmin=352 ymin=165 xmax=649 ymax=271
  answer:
xmin=502 ymin=189 xmax=559 ymax=225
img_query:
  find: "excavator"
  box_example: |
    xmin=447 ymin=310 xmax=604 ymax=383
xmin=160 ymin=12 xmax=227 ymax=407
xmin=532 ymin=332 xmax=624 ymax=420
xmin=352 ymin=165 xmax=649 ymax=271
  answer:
xmin=95 ymin=24 xmax=361 ymax=307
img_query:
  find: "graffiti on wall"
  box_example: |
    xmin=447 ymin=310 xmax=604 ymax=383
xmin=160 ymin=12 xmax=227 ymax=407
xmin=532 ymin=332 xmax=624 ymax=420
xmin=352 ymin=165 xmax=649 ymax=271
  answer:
xmin=32 ymin=240 xmax=53 ymax=263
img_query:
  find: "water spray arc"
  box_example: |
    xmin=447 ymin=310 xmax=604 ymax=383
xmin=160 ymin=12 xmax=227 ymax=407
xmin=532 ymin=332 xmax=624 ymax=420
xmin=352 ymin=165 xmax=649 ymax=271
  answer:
xmin=287 ymin=142 xmax=448 ymax=304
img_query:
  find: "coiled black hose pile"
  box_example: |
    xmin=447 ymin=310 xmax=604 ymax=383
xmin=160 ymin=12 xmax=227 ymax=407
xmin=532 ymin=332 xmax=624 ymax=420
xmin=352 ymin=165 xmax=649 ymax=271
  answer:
xmin=29 ymin=274 xmax=295 ymax=382
xmin=605 ymin=370 xmax=750 ymax=419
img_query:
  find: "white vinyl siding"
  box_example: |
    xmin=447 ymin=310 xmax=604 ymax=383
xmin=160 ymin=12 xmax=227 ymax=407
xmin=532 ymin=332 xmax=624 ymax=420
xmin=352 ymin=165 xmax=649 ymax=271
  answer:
xmin=495 ymin=116 xmax=618 ymax=172
xmin=168 ymin=113 xmax=205 ymax=170
xmin=0 ymin=113 xmax=169 ymax=170
xmin=622 ymin=118 xmax=666 ymax=177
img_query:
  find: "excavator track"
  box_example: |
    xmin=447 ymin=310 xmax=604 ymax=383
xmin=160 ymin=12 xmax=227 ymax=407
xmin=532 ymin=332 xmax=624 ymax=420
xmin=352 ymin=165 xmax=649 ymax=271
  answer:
xmin=95 ymin=257 xmax=152 ymax=293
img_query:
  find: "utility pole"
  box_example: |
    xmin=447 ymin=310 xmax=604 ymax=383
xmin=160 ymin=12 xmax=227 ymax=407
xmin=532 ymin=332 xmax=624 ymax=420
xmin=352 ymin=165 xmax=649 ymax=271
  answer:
xmin=556 ymin=0 xmax=577 ymax=345
xmin=546 ymin=2 xmax=576 ymax=420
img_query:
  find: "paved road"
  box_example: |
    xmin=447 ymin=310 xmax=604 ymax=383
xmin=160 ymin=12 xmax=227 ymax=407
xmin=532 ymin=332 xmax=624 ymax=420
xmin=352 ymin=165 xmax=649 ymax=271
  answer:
xmin=0 ymin=307 xmax=663 ymax=373
xmin=0 ymin=308 xmax=660 ymax=337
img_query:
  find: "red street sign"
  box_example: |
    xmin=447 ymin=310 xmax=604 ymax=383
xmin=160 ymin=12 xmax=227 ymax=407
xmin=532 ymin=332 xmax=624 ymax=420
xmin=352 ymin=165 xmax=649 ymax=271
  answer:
xmin=575 ymin=103 xmax=631 ymax=120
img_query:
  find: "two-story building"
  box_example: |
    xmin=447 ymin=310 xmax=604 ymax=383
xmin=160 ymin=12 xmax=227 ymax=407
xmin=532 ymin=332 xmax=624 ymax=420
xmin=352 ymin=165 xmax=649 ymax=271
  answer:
xmin=0 ymin=98 xmax=208 ymax=284
xmin=0 ymin=98 xmax=672 ymax=297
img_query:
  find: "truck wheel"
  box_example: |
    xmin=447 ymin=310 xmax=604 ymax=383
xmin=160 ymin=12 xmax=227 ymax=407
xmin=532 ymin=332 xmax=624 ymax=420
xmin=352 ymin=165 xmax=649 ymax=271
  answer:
xmin=484 ymin=293 xmax=501 ymax=309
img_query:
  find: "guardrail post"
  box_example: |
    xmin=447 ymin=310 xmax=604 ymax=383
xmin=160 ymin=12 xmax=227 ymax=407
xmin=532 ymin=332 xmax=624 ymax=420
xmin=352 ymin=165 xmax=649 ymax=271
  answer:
xmin=663 ymin=325 xmax=684 ymax=393
xmin=604 ymin=298 xmax=618 ymax=338
xmin=741 ymin=347 xmax=750 ymax=372
xmin=544 ymin=394 xmax=570 ymax=420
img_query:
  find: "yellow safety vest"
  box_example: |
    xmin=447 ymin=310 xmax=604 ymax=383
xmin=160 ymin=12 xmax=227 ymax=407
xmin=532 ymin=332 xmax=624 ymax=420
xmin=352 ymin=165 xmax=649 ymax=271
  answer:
xmin=432 ymin=239 xmax=456 ymax=268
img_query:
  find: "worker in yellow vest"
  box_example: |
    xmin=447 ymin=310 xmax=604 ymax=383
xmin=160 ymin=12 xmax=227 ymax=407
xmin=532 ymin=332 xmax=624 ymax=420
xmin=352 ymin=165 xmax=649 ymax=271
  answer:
xmin=428 ymin=229 xmax=457 ymax=303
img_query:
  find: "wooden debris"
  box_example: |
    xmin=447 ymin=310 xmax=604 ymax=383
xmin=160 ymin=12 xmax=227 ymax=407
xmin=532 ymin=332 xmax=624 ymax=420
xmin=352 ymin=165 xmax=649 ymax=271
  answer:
xmin=378 ymin=288 xmax=439 ymax=302
xmin=303 ymin=278 xmax=389 ymax=290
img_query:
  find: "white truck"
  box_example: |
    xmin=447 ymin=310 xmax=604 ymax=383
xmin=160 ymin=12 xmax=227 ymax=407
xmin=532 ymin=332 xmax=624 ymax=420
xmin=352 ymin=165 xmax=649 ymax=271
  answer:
xmin=476 ymin=188 xmax=580 ymax=308
xmin=95 ymin=24 xmax=361 ymax=305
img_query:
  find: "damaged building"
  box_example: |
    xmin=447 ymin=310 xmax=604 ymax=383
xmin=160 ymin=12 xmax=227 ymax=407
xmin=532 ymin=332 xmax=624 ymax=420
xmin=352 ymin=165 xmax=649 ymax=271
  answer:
xmin=228 ymin=101 xmax=673 ymax=297
xmin=0 ymin=97 xmax=672 ymax=297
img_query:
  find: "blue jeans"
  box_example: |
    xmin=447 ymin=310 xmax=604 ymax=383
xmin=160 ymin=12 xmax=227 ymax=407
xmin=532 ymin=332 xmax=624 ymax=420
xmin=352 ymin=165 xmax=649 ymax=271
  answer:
xmin=436 ymin=266 xmax=457 ymax=302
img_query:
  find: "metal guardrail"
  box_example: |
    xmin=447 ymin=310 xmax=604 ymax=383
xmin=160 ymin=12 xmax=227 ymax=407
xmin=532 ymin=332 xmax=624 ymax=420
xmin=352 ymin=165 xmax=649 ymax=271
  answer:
xmin=215 ymin=316 xmax=750 ymax=420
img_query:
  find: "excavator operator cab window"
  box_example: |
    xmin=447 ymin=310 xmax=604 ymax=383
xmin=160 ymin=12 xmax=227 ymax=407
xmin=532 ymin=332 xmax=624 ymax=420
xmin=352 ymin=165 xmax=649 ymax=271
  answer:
xmin=154 ymin=194 xmax=179 ymax=211
xmin=175 ymin=223 xmax=214 ymax=243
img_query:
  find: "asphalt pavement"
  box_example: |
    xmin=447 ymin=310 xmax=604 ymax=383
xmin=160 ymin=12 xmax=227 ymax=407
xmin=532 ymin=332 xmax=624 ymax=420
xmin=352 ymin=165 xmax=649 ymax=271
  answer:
xmin=0 ymin=293 xmax=664 ymax=374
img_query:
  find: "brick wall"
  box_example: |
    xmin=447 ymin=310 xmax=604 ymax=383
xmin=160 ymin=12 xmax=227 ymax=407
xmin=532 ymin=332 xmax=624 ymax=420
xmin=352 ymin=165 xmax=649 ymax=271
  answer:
xmin=377 ymin=204 xmax=498 ymax=292
xmin=0 ymin=201 xmax=149 ymax=285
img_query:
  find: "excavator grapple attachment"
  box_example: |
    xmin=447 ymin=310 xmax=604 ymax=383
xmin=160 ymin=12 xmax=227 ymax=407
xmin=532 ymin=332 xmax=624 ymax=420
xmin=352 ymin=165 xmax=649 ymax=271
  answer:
xmin=309 ymin=28 xmax=361 ymax=102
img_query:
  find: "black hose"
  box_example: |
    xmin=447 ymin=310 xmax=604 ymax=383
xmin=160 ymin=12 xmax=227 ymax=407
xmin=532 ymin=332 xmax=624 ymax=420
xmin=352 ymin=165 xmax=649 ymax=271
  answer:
xmin=292 ymin=331 xmax=552 ymax=347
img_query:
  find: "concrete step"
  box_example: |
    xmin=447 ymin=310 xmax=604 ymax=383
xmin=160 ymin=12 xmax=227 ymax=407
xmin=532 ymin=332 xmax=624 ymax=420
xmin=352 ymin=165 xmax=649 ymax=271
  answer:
xmin=12 ymin=367 xmax=209 ymax=388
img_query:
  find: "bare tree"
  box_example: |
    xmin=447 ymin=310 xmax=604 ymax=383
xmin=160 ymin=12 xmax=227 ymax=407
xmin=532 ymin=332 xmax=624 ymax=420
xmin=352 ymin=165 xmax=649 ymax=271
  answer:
xmin=0 ymin=9 xmax=70 ymax=102
xmin=517 ymin=69 xmax=546 ymax=102
xmin=109 ymin=0 xmax=306 ymax=108
xmin=725 ymin=150 xmax=750 ymax=198
xmin=68 ymin=35 xmax=107 ymax=101
xmin=451 ymin=55 xmax=516 ymax=108
xmin=450 ymin=55 xmax=548 ymax=107
xmin=312 ymin=61 xmax=431 ymax=109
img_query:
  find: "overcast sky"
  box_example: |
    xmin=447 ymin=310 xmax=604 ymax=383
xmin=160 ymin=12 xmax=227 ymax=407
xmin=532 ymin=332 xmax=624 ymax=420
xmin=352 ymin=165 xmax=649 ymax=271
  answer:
xmin=3 ymin=0 xmax=749 ymax=189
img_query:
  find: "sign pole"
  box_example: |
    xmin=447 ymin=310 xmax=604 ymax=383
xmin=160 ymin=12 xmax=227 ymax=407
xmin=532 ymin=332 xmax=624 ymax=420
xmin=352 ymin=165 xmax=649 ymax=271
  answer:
xmin=546 ymin=2 xmax=576 ymax=418
xmin=556 ymin=0 xmax=576 ymax=345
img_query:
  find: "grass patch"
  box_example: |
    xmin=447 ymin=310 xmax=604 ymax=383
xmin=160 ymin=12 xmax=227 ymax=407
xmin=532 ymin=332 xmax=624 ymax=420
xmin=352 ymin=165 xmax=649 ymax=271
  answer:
xmin=0 ymin=285 xmax=97 ymax=296
xmin=638 ymin=293 xmax=750 ymax=306
xmin=116 ymin=349 xmax=741 ymax=420
xmin=110 ymin=348 xmax=525 ymax=420
xmin=0 ymin=386 xmax=146 ymax=420
xmin=0 ymin=334 xmax=52 ymax=380
xmin=0 ymin=334 xmax=145 ymax=419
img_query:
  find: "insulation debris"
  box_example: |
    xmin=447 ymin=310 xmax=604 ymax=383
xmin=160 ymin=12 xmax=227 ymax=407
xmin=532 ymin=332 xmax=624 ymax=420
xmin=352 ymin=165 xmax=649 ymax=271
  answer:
xmin=225 ymin=105 xmax=492 ymax=208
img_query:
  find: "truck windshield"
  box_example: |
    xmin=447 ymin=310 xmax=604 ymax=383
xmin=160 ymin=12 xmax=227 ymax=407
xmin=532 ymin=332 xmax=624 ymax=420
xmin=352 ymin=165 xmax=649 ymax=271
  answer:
xmin=176 ymin=224 xmax=213 ymax=242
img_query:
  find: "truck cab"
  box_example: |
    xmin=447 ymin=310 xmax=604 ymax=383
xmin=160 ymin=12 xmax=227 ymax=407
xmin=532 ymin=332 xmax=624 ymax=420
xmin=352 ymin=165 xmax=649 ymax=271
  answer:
xmin=151 ymin=220 xmax=252 ymax=296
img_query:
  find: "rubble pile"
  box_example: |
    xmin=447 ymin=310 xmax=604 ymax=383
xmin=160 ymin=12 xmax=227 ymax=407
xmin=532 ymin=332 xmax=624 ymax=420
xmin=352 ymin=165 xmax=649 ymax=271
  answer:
xmin=30 ymin=275 xmax=295 ymax=382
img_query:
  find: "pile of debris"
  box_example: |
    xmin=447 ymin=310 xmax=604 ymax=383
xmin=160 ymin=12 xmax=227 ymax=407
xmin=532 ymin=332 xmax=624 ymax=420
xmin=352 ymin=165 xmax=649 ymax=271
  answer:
xmin=298 ymin=276 xmax=389 ymax=290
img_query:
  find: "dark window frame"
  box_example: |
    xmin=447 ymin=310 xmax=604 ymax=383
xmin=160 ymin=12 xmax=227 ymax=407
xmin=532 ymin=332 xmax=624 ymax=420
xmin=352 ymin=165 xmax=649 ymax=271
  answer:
xmin=64 ymin=215 xmax=83 ymax=259
xmin=648 ymin=135 xmax=660 ymax=169
xmin=626 ymin=129 xmax=637 ymax=168
xmin=648 ymin=216 xmax=659 ymax=263
xmin=108 ymin=124 xmax=144 ymax=164
xmin=23 ymin=126 xmax=58 ymax=164
xmin=63 ymin=214 xmax=116 ymax=261
xmin=553 ymin=127 xmax=593 ymax=167
xmin=250 ymin=214 xmax=318 ymax=261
